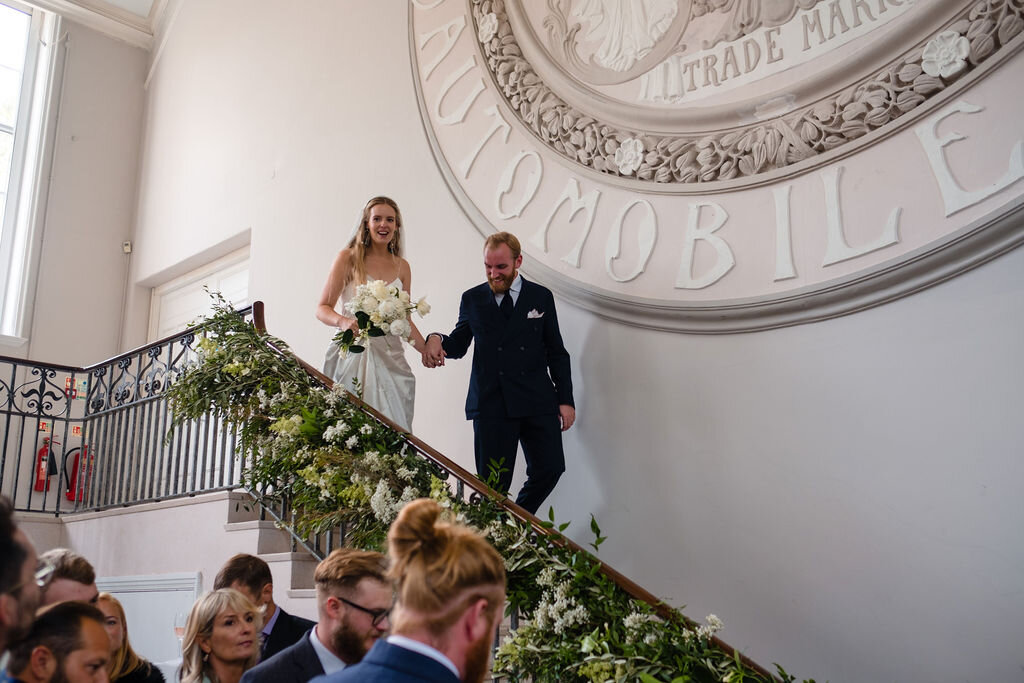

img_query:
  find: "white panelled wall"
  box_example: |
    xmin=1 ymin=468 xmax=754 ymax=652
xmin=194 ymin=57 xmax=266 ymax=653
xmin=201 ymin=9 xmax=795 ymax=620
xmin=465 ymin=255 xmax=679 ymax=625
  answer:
xmin=15 ymin=1 xmax=1024 ymax=682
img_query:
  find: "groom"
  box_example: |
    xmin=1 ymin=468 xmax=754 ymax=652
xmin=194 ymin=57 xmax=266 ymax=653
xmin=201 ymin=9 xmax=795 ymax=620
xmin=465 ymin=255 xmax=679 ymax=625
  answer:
xmin=423 ymin=232 xmax=575 ymax=515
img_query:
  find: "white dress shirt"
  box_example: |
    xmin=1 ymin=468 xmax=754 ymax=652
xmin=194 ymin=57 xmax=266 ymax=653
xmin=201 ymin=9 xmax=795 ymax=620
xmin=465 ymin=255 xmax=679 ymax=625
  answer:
xmin=310 ymin=625 xmax=347 ymax=675
xmin=494 ymin=273 xmax=522 ymax=307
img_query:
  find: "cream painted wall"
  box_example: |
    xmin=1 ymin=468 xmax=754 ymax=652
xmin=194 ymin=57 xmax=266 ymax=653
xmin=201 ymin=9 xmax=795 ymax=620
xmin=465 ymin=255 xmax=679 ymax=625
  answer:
xmin=18 ymin=492 xmax=319 ymax=620
xmin=96 ymin=1 xmax=1024 ymax=682
xmin=20 ymin=19 xmax=146 ymax=365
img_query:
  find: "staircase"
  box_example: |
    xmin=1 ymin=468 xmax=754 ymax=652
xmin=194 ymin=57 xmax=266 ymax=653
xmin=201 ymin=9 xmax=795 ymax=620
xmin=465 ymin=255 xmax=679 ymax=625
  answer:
xmin=2 ymin=302 xmax=787 ymax=682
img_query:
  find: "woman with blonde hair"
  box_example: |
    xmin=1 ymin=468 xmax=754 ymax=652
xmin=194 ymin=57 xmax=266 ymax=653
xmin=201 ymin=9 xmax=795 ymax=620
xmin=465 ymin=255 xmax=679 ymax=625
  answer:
xmin=96 ymin=592 xmax=166 ymax=683
xmin=317 ymin=196 xmax=427 ymax=432
xmin=180 ymin=588 xmax=261 ymax=683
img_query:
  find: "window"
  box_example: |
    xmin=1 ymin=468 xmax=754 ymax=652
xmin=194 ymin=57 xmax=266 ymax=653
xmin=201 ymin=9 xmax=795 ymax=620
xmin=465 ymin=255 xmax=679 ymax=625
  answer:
xmin=148 ymin=248 xmax=251 ymax=341
xmin=0 ymin=1 xmax=59 ymax=342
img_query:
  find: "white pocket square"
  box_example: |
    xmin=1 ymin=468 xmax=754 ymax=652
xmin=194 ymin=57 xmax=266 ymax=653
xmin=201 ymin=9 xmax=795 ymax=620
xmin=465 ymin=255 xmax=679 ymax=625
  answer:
xmin=527 ymin=309 xmax=544 ymax=319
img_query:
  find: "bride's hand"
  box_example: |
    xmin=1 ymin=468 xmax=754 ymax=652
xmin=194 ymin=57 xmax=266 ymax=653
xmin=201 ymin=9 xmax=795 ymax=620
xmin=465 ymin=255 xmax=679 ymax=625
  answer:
xmin=338 ymin=316 xmax=359 ymax=333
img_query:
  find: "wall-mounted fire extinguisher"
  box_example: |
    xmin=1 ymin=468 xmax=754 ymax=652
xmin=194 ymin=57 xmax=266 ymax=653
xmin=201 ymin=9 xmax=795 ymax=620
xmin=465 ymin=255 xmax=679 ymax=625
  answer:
xmin=64 ymin=446 xmax=93 ymax=502
xmin=34 ymin=437 xmax=59 ymax=492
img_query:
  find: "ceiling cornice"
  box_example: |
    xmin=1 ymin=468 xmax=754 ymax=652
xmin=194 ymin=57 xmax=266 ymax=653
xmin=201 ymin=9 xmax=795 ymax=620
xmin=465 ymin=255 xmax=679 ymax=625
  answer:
xmin=31 ymin=0 xmax=157 ymax=50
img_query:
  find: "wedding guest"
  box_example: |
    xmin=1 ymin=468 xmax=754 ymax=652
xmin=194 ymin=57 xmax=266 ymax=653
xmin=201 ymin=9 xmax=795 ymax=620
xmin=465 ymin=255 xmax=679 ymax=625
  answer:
xmin=95 ymin=593 xmax=164 ymax=683
xmin=38 ymin=549 xmax=98 ymax=606
xmin=241 ymin=549 xmax=390 ymax=683
xmin=180 ymin=589 xmax=260 ymax=683
xmin=213 ymin=554 xmax=314 ymax=660
xmin=311 ymin=498 xmax=506 ymax=683
xmin=6 ymin=601 xmax=110 ymax=683
xmin=1 ymin=496 xmax=45 ymax=659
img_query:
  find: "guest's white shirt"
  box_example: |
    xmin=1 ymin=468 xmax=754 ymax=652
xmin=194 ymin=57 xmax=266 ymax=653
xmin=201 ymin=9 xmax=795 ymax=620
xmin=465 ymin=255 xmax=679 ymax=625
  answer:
xmin=386 ymin=634 xmax=459 ymax=678
xmin=310 ymin=625 xmax=347 ymax=675
xmin=494 ymin=273 xmax=522 ymax=307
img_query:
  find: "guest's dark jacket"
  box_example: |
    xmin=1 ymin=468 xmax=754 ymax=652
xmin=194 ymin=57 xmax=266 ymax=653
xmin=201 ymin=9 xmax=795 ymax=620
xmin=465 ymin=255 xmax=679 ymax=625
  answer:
xmin=309 ymin=639 xmax=459 ymax=683
xmin=115 ymin=661 xmax=165 ymax=683
xmin=242 ymin=631 xmax=323 ymax=683
xmin=442 ymin=278 xmax=573 ymax=419
xmin=262 ymin=608 xmax=315 ymax=661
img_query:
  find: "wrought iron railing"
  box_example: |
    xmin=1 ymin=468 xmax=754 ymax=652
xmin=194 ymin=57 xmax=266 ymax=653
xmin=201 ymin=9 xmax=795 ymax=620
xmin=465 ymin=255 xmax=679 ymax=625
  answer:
xmin=247 ymin=303 xmax=775 ymax=679
xmin=0 ymin=307 xmax=251 ymax=515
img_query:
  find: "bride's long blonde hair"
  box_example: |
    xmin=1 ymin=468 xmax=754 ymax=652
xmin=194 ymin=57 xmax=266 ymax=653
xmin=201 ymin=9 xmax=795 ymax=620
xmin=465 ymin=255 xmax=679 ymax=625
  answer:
xmin=344 ymin=196 xmax=404 ymax=288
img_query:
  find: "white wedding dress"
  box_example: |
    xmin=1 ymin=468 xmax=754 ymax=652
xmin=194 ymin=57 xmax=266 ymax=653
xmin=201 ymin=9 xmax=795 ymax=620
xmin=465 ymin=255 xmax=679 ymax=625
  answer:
xmin=322 ymin=278 xmax=415 ymax=431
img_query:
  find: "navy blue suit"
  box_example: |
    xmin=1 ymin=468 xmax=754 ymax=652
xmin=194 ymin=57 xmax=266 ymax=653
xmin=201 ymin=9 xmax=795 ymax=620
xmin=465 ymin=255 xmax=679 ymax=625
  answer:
xmin=262 ymin=608 xmax=315 ymax=661
xmin=241 ymin=631 xmax=324 ymax=683
xmin=440 ymin=277 xmax=574 ymax=513
xmin=310 ymin=640 xmax=460 ymax=683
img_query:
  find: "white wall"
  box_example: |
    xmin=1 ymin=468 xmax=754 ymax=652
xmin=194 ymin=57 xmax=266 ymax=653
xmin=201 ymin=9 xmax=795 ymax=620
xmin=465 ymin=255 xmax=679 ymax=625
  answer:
xmin=48 ymin=1 xmax=1022 ymax=681
xmin=19 ymin=19 xmax=146 ymax=366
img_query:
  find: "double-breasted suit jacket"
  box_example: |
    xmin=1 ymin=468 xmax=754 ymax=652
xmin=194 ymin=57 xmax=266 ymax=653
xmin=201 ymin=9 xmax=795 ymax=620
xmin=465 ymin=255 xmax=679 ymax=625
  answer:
xmin=441 ymin=278 xmax=573 ymax=419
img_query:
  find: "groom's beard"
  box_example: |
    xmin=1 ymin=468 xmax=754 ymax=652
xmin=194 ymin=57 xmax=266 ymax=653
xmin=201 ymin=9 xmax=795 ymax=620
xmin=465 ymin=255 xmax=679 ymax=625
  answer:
xmin=488 ymin=270 xmax=516 ymax=294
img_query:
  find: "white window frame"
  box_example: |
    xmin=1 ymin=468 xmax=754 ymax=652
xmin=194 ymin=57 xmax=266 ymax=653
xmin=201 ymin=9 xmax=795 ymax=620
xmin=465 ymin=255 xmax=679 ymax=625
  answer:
xmin=147 ymin=247 xmax=251 ymax=342
xmin=0 ymin=0 xmax=62 ymax=345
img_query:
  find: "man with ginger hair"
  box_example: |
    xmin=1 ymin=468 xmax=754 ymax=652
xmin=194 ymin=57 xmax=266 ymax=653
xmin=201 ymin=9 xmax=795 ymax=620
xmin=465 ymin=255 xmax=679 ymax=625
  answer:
xmin=241 ymin=548 xmax=391 ymax=683
xmin=312 ymin=498 xmax=506 ymax=683
xmin=423 ymin=231 xmax=575 ymax=515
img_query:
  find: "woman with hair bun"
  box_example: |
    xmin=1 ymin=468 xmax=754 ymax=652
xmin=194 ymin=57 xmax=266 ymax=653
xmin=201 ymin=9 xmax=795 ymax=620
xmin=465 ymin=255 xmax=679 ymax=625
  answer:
xmin=313 ymin=498 xmax=506 ymax=683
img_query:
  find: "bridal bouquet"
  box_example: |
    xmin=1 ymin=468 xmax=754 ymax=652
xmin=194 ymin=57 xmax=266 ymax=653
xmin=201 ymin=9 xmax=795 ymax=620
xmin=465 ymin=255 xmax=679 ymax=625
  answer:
xmin=333 ymin=279 xmax=430 ymax=355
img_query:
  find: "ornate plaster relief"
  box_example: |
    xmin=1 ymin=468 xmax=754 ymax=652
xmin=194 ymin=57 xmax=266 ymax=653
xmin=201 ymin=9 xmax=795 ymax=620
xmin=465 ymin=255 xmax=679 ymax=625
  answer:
xmin=475 ymin=0 xmax=1023 ymax=189
xmin=410 ymin=1 xmax=1024 ymax=332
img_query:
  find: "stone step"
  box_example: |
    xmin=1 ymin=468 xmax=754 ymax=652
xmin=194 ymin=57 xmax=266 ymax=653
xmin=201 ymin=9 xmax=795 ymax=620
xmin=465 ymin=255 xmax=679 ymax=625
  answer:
xmin=223 ymin=520 xmax=296 ymax=555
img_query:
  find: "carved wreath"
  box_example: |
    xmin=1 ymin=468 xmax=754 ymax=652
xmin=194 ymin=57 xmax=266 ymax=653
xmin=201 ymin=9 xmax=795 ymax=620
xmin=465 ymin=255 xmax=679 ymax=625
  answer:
xmin=470 ymin=0 xmax=1024 ymax=184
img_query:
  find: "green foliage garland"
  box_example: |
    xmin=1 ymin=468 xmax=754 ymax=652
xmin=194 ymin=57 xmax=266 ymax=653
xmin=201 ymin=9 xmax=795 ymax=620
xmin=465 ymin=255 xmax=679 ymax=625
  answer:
xmin=164 ymin=297 xmax=816 ymax=683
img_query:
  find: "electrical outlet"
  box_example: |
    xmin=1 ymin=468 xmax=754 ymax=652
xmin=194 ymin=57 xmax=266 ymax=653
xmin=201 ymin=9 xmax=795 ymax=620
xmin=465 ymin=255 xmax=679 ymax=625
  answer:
xmin=122 ymin=241 xmax=132 ymax=254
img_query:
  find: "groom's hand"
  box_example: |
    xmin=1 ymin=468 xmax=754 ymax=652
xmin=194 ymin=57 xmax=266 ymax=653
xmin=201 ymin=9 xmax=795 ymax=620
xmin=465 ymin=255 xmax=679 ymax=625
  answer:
xmin=423 ymin=335 xmax=446 ymax=368
xmin=558 ymin=405 xmax=576 ymax=432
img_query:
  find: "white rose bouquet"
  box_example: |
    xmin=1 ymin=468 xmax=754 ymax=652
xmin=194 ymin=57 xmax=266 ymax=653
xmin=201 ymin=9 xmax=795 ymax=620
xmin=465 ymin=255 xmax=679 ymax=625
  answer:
xmin=333 ymin=279 xmax=430 ymax=355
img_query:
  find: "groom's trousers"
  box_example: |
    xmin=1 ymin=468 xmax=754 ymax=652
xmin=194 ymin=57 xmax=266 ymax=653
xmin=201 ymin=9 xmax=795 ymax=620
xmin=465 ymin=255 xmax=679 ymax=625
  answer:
xmin=473 ymin=412 xmax=565 ymax=515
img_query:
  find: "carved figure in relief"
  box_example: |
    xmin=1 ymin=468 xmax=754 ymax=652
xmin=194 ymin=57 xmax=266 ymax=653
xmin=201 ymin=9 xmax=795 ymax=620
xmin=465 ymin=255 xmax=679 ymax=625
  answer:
xmin=422 ymin=232 xmax=576 ymax=515
xmin=570 ymin=0 xmax=679 ymax=71
xmin=316 ymin=197 xmax=428 ymax=432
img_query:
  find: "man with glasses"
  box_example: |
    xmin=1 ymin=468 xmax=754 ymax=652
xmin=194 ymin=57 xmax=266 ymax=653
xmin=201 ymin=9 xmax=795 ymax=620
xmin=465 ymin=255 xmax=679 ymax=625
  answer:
xmin=241 ymin=549 xmax=390 ymax=683
xmin=1 ymin=496 xmax=53 ymax=681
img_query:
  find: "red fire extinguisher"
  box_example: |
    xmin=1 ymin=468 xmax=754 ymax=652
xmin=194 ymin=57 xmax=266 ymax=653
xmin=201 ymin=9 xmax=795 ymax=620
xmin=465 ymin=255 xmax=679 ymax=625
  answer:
xmin=34 ymin=437 xmax=59 ymax=492
xmin=64 ymin=446 xmax=93 ymax=502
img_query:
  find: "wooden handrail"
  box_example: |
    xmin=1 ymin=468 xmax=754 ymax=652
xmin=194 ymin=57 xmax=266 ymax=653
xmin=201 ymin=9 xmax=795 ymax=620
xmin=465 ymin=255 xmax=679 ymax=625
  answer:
xmin=253 ymin=301 xmax=776 ymax=680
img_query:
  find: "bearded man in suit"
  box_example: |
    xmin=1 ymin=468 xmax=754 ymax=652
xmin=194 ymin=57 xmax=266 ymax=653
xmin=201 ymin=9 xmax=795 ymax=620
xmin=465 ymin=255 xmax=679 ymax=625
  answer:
xmin=423 ymin=232 xmax=575 ymax=515
xmin=241 ymin=549 xmax=390 ymax=683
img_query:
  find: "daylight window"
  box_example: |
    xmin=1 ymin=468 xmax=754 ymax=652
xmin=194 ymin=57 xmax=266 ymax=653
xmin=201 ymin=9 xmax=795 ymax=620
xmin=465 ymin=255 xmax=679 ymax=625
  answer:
xmin=0 ymin=0 xmax=59 ymax=342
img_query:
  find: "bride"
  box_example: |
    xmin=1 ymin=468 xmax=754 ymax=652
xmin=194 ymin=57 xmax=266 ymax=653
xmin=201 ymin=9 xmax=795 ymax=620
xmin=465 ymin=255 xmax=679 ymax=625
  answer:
xmin=316 ymin=196 xmax=426 ymax=431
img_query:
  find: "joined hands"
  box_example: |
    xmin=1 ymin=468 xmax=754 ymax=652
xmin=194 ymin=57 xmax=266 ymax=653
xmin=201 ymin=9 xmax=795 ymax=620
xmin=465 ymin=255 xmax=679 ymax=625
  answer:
xmin=422 ymin=335 xmax=446 ymax=369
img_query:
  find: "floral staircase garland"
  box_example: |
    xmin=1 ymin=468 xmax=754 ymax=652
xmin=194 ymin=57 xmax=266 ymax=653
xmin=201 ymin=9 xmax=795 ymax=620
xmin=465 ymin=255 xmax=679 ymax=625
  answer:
xmin=164 ymin=296 xmax=816 ymax=683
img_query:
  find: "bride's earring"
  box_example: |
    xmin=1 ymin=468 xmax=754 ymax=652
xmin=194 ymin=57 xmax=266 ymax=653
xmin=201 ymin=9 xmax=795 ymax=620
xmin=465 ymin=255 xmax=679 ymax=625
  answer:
xmin=363 ymin=227 xmax=371 ymax=247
